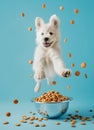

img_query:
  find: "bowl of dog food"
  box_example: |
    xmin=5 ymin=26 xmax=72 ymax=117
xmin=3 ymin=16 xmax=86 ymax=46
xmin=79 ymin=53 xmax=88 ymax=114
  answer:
xmin=32 ymin=90 xmax=72 ymax=119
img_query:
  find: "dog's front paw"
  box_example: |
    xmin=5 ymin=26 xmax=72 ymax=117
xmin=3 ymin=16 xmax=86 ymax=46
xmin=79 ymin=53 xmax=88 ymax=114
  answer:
xmin=34 ymin=71 xmax=45 ymax=80
xmin=61 ymin=69 xmax=71 ymax=78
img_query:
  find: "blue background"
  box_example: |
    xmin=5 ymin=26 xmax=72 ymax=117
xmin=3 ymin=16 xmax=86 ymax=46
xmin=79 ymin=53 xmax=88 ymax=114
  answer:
xmin=0 ymin=0 xmax=94 ymax=130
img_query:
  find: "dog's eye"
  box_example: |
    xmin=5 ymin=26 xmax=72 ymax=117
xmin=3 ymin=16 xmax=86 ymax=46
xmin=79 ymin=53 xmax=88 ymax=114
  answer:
xmin=41 ymin=33 xmax=44 ymax=35
xmin=49 ymin=32 xmax=53 ymax=35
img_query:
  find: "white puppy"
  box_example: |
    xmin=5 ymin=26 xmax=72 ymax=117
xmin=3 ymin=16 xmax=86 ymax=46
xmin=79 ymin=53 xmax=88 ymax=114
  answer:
xmin=33 ymin=15 xmax=71 ymax=92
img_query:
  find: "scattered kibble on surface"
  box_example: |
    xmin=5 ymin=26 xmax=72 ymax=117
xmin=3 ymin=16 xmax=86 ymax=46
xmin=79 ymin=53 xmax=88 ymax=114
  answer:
xmin=21 ymin=12 xmax=25 ymax=17
xmin=81 ymin=122 xmax=86 ymax=125
xmin=28 ymin=27 xmax=32 ymax=31
xmin=59 ymin=6 xmax=64 ymax=10
xmin=74 ymin=9 xmax=79 ymax=14
xmin=55 ymin=122 xmax=60 ymax=125
xmin=70 ymin=20 xmax=75 ymax=24
xmin=42 ymin=4 xmax=46 ymax=8
xmin=15 ymin=123 xmax=21 ymax=126
xmin=20 ymin=120 xmax=27 ymax=123
xmin=40 ymin=123 xmax=46 ymax=127
xmin=34 ymin=124 xmax=39 ymax=127
xmin=13 ymin=99 xmax=19 ymax=104
xmin=6 ymin=112 xmax=11 ymax=117
xmin=3 ymin=121 xmax=9 ymax=125
xmin=81 ymin=62 xmax=87 ymax=68
xmin=29 ymin=60 xmax=33 ymax=64
xmin=75 ymin=71 xmax=80 ymax=76
xmin=29 ymin=121 xmax=34 ymax=124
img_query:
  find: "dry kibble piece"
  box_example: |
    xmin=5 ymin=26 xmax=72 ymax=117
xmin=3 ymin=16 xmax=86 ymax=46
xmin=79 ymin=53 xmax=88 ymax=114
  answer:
xmin=42 ymin=4 xmax=46 ymax=9
xmin=23 ymin=116 xmax=30 ymax=120
xmin=55 ymin=122 xmax=60 ymax=125
xmin=34 ymin=124 xmax=39 ymax=127
xmin=21 ymin=12 xmax=25 ymax=17
xmin=15 ymin=123 xmax=21 ymax=126
xmin=6 ymin=112 xmax=11 ymax=117
xmin=59 ymin=6 xmax=64 ymax=10
xmin=29 ymin=121 xmax=34 ymax=124
xmin=92 ymin=122 xmax=94 ymax=124
xmin=52 ymin=81 xmax=56 ymax=85
xmin=70 ymin=20 xmax=75 ymax=24
xmin=81 ymin=62 xmax=87 ymax=68
xmin=13 ymin=99 xmax=19 ymax=104
xmin=64 ymin=38 xmax=67 ymax=43
xmin=30 ymin=116 xmax=35 ymax=120
xmin=74 ymin=9 xmax=79 ymax=14
xmin=43 ymin=118 xmax=48 ymax=121
xmin=40 ymin=123 xmax=46 ymax=127
xmin=67 ymin=85 xmax=70 ymax=90
xmin=20 ymin=120 xmax=27 ymax=123
xmin=29 ymin=60 xmax=33 ymax=64
xmin=71 ymin=120 xmax=77 ymax=124
xmin=75 ymin=71 xmax=80 ymax=76
xmin=71 ymin=63 xmax=75 ymax=67
xmin=28 ymin=27 xmax=32 ymax=31
xmin=3 ymin=121 xmax=9 ymax=125
xmin=38 ymin=118 xmax=43 ymax=121
xmin=68 ymin=53 xmax=72 ymax=58
xmin=81 ymin=121 xmax=86 ymax=125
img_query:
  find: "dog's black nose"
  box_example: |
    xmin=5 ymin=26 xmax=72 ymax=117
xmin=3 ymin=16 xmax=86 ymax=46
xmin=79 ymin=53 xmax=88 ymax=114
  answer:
xmin=44 ymin=37 xmax=49 ymax=42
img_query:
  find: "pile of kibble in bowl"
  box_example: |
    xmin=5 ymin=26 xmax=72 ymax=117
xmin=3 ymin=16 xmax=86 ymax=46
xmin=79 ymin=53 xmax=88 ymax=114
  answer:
xmin=34 ymin=90 xmax=69 ymax=102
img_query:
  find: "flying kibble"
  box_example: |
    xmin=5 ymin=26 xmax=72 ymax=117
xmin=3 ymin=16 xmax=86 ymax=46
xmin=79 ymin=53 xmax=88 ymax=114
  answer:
xmin=13 ymin=99 xmax=19 ymax=104
xmin=6 ymin=112 xmax=11 ymax=117
xmin=28 ymin=27 xmax=32 ymax=31
xmin=74 ymin=9 xmax=79 ymax=14
xmin=81 ymin=62 xmax=87 ymax=68
xmin=75 ymin=71 xmax=80 ymax=76
xmin=42 ymin=4 xmax=46 ymax=9
xmin=52 ymin=81 xmax=56 ymax=85
xmin=59 ymin=6 xmax=64 ymax=10
xmin=68 ymin=53 xmax=72 ymax=58
xmin=21 ymin=12 xmax=25 ymax=17
xmin=70 ymin=20 xmax=75 ymax=24
xmin=29 ymin=60 xmax=33 ymax=64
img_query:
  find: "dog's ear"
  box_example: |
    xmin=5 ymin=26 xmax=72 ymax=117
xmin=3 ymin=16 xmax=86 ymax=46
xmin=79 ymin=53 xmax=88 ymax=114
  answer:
xmin=50 ymin=15 xmax=60 ymax=28
xmin=35 ymin=17 xmax=44 ymax=30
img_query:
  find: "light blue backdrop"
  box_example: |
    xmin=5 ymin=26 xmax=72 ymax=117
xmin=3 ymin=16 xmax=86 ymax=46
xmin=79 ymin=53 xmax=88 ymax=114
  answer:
xmin=0 ymin=0 xmax=93 ymax=103
xmin=0 ymin=0 xmax=94 ymax=130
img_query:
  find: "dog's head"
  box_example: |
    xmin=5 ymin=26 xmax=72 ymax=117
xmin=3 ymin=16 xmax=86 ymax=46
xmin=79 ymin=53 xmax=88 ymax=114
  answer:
xmin=35 ymin=15 xmax=60 ymax=49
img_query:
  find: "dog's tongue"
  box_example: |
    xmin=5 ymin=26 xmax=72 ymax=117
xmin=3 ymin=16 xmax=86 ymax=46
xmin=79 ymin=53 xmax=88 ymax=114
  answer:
xmin=44 ymin=42 xmax=50 ymax=47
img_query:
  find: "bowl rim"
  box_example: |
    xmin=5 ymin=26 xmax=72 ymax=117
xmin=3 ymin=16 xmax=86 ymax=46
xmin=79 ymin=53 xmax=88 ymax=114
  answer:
xmin=31 ymin=97 xmax=73 ymax=104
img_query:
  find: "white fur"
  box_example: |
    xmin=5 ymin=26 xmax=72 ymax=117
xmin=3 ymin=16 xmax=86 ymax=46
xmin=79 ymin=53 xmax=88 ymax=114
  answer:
xmin=33 ymin=15 xmax=71 ymax=92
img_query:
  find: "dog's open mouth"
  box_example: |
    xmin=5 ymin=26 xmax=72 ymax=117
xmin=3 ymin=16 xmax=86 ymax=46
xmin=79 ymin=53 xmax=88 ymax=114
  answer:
xmin=43 ymin=41 xmax=53 ymax=47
